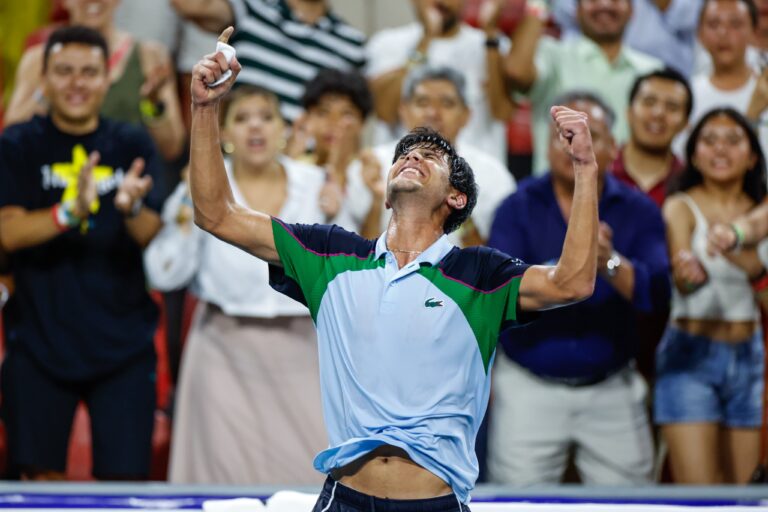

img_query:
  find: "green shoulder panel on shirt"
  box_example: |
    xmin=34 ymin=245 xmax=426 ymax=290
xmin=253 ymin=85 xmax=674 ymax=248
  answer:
xmin=418 ymin=266 xmax=523 ymax=373
xmin=271 ymin=219 xmax=384 ymax=321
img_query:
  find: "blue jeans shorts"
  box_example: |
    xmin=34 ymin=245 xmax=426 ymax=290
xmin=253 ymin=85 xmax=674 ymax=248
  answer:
xmin=654 ymin=326 xmax=764 ymax=428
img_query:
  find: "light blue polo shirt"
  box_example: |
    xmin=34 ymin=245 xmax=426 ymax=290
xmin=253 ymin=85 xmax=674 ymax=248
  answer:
xmin=269 ymin=219 xmax=532 ymax=502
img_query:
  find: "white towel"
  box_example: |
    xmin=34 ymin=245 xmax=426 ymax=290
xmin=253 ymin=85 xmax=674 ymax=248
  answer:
xmin=265 ymin=491 xmax=320 ymax=512
xmin=202 ymin=498 xmax=266 ymax=512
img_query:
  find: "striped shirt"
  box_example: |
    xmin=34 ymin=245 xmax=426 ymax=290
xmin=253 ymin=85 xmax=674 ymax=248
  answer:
xmin=229 ymin=0 xmax=367 ymax=121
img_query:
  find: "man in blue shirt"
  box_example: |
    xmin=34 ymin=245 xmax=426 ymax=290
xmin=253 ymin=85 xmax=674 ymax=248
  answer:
xmin=487 ymin=91 xmax=670 ymax=485
xmin=188 ymin=29 xmax=600 ymax=510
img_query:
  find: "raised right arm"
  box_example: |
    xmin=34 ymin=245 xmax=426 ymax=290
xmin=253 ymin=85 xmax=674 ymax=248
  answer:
xmin=517 ymin=106 xmax=598 ymax=311
xmin=188 ymin=28 xmax=280 ymax=264
xmin=503 ymin=7 xmax=545 ymax=93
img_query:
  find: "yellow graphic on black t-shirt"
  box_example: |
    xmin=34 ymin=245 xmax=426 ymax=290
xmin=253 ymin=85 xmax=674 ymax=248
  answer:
xmin=52 ymin=144 xmax=114 ymax=215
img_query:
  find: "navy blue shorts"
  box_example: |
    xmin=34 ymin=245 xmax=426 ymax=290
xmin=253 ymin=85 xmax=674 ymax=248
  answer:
xmin=1 ymin=348 xmax=156 ymax=478
xmin=312 ymin=477 xmax=470 ymax=512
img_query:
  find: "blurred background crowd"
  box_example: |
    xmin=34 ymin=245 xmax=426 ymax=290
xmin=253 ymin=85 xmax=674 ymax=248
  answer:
xmin=0 ymin=0 xmax=767 ymax=489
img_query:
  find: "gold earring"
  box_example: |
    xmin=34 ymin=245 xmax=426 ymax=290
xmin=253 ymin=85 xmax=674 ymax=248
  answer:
xmin=278 ymin=138 xmax=287 ymax=150
xmin=222 ymin=142 xmax=235 ymax=154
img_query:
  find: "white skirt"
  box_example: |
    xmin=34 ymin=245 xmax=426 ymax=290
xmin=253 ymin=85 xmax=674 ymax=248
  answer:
xmin=168 ymin=301 xmax=327 ymax=485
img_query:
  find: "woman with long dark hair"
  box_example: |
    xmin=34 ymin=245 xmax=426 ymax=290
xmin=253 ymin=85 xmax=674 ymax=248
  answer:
xmin=656 ymin=107 xmax=767 ymax=483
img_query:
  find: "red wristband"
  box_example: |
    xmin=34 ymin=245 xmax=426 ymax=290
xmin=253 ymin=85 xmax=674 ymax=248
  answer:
xmin=51 ymin=203 xmax=68 ymax=232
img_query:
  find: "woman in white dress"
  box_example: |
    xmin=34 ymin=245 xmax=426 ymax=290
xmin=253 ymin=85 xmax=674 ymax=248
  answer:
xmin=144 ymin=85 xmax=328 ymax=485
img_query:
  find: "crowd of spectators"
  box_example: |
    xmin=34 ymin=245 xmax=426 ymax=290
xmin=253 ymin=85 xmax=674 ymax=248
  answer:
xmin=0 ymin=0 xmax=766 ymax=489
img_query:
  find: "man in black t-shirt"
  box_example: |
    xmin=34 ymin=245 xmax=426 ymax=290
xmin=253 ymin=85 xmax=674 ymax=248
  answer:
xmin=0 ymin=26 xmax=163 ymax=480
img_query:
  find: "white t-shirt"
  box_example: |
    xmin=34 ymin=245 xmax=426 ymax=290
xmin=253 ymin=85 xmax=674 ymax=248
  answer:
xmin=143 ymin=156 xmax=326 ymax=318
xmin=674 ymin=73 xmax=768 ymax=158
xmin=368 ymin=142 xmax=516 ymax=245
xmin=365 ymin=23 xmax=509 ymax=163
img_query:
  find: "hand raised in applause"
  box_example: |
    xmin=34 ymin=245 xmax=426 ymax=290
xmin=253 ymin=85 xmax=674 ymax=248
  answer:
xmin=478 ymin=0 xmax=505 ymax=36
xmin=115 ymin=158 xmax=153 ymax=215
xmin=415 ymin=0 xmax=444 ymax=38
xmin=73 ymin=151 xmax=100 ymax=219
xmin=319 ymin=172 xmax=343 ymax=220
xmin=360 ymin=149 xmax=385 ymax=200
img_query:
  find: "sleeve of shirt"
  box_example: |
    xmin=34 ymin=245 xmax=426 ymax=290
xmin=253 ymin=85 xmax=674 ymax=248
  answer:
xmin=486 ymin=192 xmax=539 ymax=327
xmin=495 ymin=255 xmax=535 ymax=327
xmin=364 ymin=28 xmax=411 ymax=78
xmin=143 ymin=182 xmax=203 ymax=291
xmin=0 ymin=129 xmax=29 ymax=208
xmin=269 ymin=219 xmax=372 ymax=319
xmin=624 ymin=199 xmax=671 ymax=314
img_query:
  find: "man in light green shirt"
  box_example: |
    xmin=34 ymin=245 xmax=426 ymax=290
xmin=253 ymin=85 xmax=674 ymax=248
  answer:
xmin=505 ymin=0 xmax=662 ymax=175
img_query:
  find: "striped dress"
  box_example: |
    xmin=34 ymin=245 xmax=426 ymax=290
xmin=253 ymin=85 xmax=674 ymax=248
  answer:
xmin=229 ymin=0 xmax=367 ymax=121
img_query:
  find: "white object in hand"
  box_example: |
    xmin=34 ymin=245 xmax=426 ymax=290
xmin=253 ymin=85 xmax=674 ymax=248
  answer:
xmin=208 ymin=41 xmax=236 ymax=88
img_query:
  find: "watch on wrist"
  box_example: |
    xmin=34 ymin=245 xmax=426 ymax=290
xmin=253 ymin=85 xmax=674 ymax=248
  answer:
xmin=606 ymin=251 xmax=621 ymax=278
xmin=485 ymin=37 xmax=500 ymax=49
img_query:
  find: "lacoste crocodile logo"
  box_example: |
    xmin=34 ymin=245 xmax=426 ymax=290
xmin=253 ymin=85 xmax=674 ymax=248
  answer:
xmin=424 ymin=298 xmax=444 ymax=308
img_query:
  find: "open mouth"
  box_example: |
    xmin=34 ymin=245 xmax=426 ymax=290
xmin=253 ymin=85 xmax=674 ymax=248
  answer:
xmin=246 ymin=135 xmax=267 ymax=151
xmin=643 ymin=122 xmax=666 ymax=136
xmin=710 ymin=157 xmax=732 ymax=171
xmin=397 ymin=166 xmax=424 ymax=179
xmin=65 ymin=93 xmax=90 ymax=106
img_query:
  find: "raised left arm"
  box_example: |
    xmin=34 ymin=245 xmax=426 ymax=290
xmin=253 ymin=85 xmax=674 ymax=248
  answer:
xmin=479 ymin=0 xmax=515 ymax=121
xmin=139 ymin=42 xmax=187 ymax=161
xmin=518 ymin=106 xmax=598 ymax=311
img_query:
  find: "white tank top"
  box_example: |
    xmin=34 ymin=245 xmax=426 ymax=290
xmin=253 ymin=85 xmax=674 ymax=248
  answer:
xmin=669 ymin=193 xmax=758 ymax=322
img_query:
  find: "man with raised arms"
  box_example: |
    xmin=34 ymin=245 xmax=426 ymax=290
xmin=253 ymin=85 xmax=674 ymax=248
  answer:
xmin=188 ymin=28 xmax=600 ymax=511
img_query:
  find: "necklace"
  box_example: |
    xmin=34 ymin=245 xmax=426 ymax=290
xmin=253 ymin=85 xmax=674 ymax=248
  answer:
xmin=390 ymin=248 xmax=423 ymax=255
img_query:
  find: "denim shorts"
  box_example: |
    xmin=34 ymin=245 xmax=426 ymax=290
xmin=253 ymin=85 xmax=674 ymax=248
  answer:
xmin=654 ymin=326 xmax=764 ymax=428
